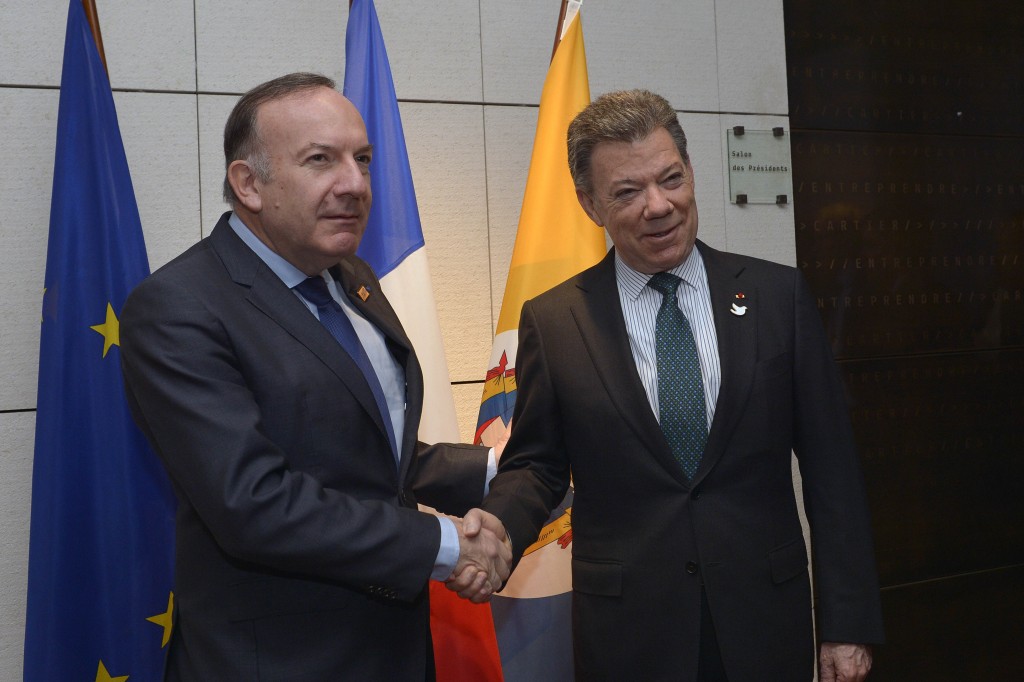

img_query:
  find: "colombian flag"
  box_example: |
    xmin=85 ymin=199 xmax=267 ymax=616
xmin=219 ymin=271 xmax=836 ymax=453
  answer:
xmin=476 ymin=6 xmax=606 ymax=680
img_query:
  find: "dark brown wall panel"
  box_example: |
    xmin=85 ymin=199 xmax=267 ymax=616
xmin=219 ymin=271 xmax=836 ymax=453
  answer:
xmin=871 ymin=567 xmax=1023 ymax=680
xmin=784 ymin=1 xmax=1024 ymax=676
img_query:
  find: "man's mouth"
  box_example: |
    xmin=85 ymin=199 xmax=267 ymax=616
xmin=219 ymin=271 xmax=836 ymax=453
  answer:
xmin=647 ymin=224 xmax=677 ymax=239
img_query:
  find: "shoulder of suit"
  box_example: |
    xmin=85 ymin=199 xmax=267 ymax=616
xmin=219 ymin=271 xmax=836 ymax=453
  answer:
xmin=128 ymin=216 xmax=245 ymax=303
xmin=698 ymin=240 xmax=798 ymax=279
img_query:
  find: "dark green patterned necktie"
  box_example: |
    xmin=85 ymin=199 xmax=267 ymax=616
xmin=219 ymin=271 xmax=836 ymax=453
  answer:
xmin=648 ymin=272 xmax=707 ymax=478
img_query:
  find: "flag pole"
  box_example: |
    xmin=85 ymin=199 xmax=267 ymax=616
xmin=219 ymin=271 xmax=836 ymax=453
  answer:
xmin=550 ymin=0 xmax=570 ymax=62
xmin=81 ymin=0 xmax=108 ymax=76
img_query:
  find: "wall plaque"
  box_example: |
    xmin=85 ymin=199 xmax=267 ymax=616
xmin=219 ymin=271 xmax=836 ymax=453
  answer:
xmin=726 ymin=127 xmax=793 ymax=204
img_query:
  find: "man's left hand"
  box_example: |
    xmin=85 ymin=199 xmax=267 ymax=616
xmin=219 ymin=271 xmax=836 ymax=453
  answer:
xmin=819 ymin=642 xmax=872 ymax=682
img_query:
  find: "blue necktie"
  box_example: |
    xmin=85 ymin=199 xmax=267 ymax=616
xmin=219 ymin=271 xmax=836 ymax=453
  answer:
xmin=648 ymin=272 xmax=707 ymax=478
xmin=295 ymin=276 xmax=399 ymax=458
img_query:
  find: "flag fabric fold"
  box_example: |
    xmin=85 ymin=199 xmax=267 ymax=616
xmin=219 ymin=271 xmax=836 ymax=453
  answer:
xmin=344 ymin=2 xmax=503 ymax=680
xmin=344 ymin=0 xmax=459 ymax=445
xmin=23 ymin=2 xmax=176 ymax=680
xmin=476 ymin=9 xmax=606 ymax=681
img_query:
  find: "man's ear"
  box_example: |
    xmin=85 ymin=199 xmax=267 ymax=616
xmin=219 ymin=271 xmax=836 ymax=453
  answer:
xmin=227 ymin=159 xmax=262 ymax=213
xmin=576 ymin=188 xmax=603 ymax=227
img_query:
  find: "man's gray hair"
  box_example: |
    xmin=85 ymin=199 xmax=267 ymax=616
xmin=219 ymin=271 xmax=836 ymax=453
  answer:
xmin=222 ymin=72 xmax=337 ymax=205
xmin=567 ymin=89 xmax=689 ymax=193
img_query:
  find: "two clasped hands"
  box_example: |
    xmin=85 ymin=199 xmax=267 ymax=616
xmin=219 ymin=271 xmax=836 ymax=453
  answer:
xmin=445 ymin=508 xmax=512 ymax=603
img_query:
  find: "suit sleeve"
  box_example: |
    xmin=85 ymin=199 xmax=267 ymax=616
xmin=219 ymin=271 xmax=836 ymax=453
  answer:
xmin=411 ymin=442 xmax=490 ymax=517
xmin=120 ymin=274 xmax=440 ymax=602
xmin=481 ymin=300 xmax=572 ymax=562
xmin=790 ymin=272 xmax=886 ymax=644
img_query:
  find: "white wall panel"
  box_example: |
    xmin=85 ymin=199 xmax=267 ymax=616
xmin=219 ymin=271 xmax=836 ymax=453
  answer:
xmin=585 ymin=1 xmax=720 ymax=110
xmin=715 ymin=0 xmax=789 ymax=114
xmin=480 ymin=0 xmax=553 ymax=105
xmin=194 ymin=0 xmax=347 ymax=94
xmin=400 ymin=102 xmax=492 ymax=383
xmin=0 ymin=89 xmax=58 ymax=411
xmin=482 ymin=104 xmax=537 ymax=329
xmin=116 ymin=92 xmax=202 ymax=271
xmin=103 ymin=0 xmax=197 ymax=92
xmin=0 ymin=412 xmax=35 ymax=682
xmin=0 ymin=0 xmax=66 ymax=87
xmin=197 ymin=94 xmax=238 ymax=236
xmin=681 ymin=112 xmax=730 ymax=253
xmin=452 ymin=382 xmax=484 ymax=445
xmin=375 ymin=0 xmax=483 ymax=103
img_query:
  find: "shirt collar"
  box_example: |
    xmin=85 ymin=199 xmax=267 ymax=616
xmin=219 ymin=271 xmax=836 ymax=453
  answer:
xmin=614 ymin=244 xmax=706 ymax=301
xmin=228 ymin=212 xmax=312 ymax=289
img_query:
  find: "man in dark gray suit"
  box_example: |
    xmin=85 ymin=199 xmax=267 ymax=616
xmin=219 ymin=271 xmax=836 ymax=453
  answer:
xmin=120 ymin=72 xmax=509 ymax=680
xmin=475 ymin=90 xmax=884 ymax=681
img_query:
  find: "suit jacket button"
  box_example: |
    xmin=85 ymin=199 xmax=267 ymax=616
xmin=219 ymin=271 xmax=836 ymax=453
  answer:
xmin=686 ymin=561 xmax=699 ymax=575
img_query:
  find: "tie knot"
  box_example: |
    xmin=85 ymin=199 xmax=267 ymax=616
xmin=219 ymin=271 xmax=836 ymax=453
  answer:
xmin=295 ymin=276 xmax=334 ymax=307
xmin=648 ymin=272 xmax=683 ymax=298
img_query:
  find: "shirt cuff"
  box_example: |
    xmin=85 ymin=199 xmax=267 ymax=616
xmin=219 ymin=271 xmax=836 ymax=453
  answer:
xmin=432 ymin=515 xmax=460 ymax=581
xmin=484 ymin=447 xmax=497 ymax=496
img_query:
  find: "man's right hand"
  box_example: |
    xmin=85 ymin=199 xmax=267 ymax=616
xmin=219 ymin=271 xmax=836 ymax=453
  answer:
xmin=446 ymin=509 xmax=512 ymax=603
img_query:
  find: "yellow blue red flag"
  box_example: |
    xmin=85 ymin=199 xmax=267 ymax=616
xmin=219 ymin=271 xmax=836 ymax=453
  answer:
xmin=475 ymin=5 xmax=606 ymax=679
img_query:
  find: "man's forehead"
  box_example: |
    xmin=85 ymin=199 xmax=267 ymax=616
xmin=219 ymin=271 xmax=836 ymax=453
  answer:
xmin=594 ymin=142 xmax=688 ymax=183
xmin=257 ymin=89 xmax=367 ymax=141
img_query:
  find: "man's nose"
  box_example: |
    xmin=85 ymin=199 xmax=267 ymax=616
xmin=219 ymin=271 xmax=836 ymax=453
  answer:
xmin=332 ymin=158 xmax=370 ymax=197
xmin=643 ymin=185 xmax=672 ymax=219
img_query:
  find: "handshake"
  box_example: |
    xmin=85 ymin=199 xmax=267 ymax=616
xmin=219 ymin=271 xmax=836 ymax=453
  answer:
xmin=445 ymin=508 xmax=513 ymax=603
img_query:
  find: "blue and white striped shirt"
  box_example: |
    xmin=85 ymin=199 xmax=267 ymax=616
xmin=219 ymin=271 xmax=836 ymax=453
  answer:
xmin=615 ymin=247 xmax=721 ymax=429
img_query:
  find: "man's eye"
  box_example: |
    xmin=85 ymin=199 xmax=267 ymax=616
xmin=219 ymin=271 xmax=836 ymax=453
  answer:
xmin=615 ymin=188 xmax=637 ymax=200
xmin=308 ymin=153 xmax=329 ymax=163
xmin=356 ymin=154 xmax=372 ymax=165
xmin=663 ymin=173 xmax=684 ymax=186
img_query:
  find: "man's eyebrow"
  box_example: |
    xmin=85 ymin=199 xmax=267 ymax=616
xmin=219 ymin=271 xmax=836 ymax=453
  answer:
xmin=297 ymin=142 xmax=374 ymax=157
xmin=300 ymin=142 xmax=333 ymax=153
xmin=608 ymin=161 xmax=686 ymax=188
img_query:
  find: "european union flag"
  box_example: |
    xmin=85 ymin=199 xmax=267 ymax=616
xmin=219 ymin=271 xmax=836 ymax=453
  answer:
xmin=23 ymin=2 xmax=176 ymax=680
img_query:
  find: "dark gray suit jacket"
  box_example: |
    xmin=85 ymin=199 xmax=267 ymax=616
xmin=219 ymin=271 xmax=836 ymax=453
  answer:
xmin=483 ymin=242 xmax=884 ymax=681
xmin=121 ymin=213 xmax=487 ymax=681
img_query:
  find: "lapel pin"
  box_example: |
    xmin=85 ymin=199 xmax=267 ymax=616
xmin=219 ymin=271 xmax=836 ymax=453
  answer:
xmin=730 ymin=303 xmax=747 ymax=316
xmin=357 ymin=285 xmax=370 ymax=302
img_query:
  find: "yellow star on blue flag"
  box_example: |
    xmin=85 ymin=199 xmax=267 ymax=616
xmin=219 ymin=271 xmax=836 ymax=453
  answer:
xmin=146 ymin=592 xmax=174 ymax=647
xmin=90 ymin=302 xmax=120 ymax=357
xmin=95 ymin=661 xmax=129 ymax=682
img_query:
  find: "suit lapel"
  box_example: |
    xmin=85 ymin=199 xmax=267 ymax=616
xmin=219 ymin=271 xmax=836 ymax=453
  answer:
xmin=209 ymin=218 xmax=396 ymax=464
xmin=570 ymin=252 xmax=689 ymax=485
xmin=695 ymin=241 xmax=757 ymax=482
xmin=333 ymin=259 xmax=424 ymax=480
